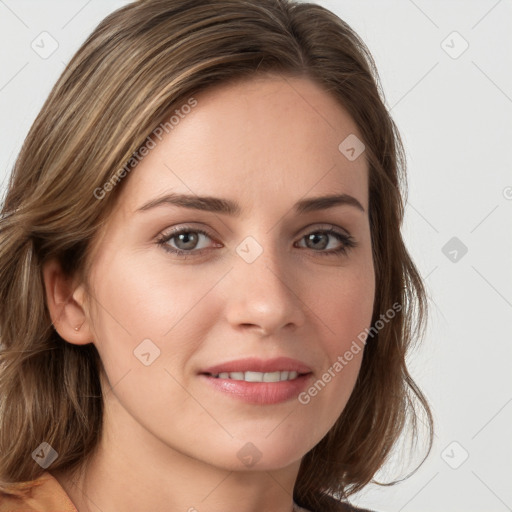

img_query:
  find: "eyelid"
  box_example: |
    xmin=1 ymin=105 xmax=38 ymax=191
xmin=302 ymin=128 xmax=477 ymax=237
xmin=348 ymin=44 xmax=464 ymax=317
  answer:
xmin=157 ymin=221 xmax=214 ymax=235
xmin=296 ymin=222 xmax=351 ymax=237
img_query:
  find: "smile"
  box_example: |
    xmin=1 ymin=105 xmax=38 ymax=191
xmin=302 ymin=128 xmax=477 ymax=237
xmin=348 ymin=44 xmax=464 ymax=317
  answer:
xmin=208 ymin=370 xmax=300 ymax=382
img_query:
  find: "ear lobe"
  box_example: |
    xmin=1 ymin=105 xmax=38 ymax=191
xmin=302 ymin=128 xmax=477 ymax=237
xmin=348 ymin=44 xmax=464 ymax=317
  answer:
xmin=42 ymin=258 xmax=93 ymax=345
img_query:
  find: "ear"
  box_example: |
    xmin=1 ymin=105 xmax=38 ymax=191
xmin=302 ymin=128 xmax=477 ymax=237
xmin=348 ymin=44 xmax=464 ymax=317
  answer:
xmin=42 ymin=257 xmax=93 ymax=345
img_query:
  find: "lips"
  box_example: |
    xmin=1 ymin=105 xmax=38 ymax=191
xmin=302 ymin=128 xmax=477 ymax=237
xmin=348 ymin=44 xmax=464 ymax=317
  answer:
xmin=199 ymin=357 xmax=313 ymax=405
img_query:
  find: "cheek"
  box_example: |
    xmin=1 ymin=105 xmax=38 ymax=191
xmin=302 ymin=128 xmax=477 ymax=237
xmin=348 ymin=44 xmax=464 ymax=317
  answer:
xmin=85 ymin=257 xmax=216 ymax=428
xmin=90 ymin=248 xmax=189 ymax=331
xmin=297 ymin=258 xmax=374 ymax=423
xmin=86 ymin=252 xmax=226 ymax=376
xmin=312 ymin=258 xmax=375 ymax=349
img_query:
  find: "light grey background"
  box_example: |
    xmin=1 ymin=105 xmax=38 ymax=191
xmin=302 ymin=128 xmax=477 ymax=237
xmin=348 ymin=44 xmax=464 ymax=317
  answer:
xmin=1 ymin=1 xmax=511 ymax=511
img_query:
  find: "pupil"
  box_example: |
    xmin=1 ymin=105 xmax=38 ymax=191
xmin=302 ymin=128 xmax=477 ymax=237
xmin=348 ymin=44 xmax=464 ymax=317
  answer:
xmin=178 ymin=232 xmax=197 ymax=249
xmin=308 ymin=233 xmax=327 ymax=249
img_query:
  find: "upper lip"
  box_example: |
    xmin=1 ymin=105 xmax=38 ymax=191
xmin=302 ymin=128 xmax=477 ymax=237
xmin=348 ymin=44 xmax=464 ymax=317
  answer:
xmin=201 ymin=357 xmax=312 ymax=375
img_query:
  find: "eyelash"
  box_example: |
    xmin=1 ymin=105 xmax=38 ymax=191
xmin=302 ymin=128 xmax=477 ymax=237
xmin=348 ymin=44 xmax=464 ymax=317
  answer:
xmin=156 ymin=225 xmax=357 ymax=259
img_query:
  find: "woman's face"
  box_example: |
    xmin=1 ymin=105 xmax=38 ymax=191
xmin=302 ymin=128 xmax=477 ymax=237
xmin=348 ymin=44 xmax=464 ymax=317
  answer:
xmin=80 ymin=74 xmax=375 ymax=471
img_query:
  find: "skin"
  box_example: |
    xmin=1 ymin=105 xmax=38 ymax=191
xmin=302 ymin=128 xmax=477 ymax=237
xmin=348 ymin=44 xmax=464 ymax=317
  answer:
xmin=43 ymin=74 xmax=375 ymax=512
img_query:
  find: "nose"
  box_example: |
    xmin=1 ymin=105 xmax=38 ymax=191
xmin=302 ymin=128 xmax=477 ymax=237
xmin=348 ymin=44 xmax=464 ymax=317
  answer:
xmin=223 ymin=239 xmax=306 ymax=337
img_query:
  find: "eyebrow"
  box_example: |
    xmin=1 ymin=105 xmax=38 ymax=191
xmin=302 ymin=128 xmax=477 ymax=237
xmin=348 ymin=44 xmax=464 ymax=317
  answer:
xmin=136 ymin=192 xmax=365 ymax=215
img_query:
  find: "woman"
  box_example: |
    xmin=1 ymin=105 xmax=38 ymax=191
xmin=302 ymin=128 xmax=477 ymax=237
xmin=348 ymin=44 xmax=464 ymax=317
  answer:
xmin=0 ymin=1 xmax=433 ymax=511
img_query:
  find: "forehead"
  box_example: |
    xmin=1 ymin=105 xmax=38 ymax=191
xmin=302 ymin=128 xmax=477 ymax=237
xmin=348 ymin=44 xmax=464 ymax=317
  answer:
xmin=117 ymin=74 xmax=369 ymax=218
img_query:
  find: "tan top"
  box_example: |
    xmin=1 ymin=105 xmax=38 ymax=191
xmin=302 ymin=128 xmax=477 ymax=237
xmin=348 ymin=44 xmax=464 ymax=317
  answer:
xmin=0 ymin=473 xmax=316 ymax=512
xmin=0 ymin=471 xmax=78 ymax=511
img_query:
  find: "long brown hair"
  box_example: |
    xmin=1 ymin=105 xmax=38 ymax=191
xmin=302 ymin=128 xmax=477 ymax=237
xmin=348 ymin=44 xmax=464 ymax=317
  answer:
xmin=0 ymin=1 xmax=433 ymax=510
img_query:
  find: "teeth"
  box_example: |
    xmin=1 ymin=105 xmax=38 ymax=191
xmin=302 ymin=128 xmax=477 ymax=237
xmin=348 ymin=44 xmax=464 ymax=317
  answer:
xmin=212 ymin=370 xmax=300 ymax=382
xmin=263 ymin=371 xmax=281 ymax=382
xmin=245 ymin=371 xmax=263 ymax=382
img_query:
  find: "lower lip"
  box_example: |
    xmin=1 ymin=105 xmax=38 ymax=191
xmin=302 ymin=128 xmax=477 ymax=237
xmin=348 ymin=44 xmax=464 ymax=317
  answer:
xmin=200 ymin=374 xmax=312 ymax=405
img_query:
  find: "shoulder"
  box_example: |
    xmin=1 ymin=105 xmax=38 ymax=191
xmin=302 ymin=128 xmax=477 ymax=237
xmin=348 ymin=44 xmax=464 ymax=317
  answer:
xmin=308 ymin=494 xmax=379 ymax=512
xmin=335 ymin=503 xmax=377 ymax=512
xmin=295 ymin=497 xmax=378 ymax=512
xmin=341 ymin=504 xmax=377 ymax=512
xmin=0 ymin=472 xmax=77 ymax=512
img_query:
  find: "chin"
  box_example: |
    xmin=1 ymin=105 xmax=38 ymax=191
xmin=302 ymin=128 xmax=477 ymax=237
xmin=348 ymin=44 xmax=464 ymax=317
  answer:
xmin=205 ymin=430 xmax=319 ymax=473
